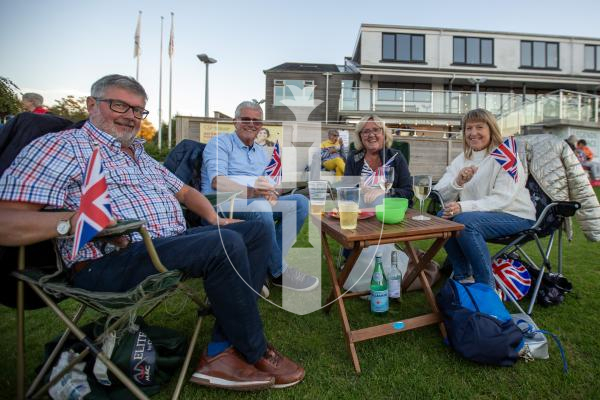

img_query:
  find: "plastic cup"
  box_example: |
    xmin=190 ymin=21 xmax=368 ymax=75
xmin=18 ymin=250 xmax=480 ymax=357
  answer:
xmin=308 ymin=180 xmax=328 ymax=215
xmin=337 ymin=187 xmax=360 ymax=229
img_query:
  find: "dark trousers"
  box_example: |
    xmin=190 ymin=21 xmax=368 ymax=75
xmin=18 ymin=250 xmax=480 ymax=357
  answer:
xmin=73 ymin=221 xmax=270 ymax=363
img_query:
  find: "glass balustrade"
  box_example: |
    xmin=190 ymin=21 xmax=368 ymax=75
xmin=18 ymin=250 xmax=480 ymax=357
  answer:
xmin=338 ymin=87 xmax=599 ymax=134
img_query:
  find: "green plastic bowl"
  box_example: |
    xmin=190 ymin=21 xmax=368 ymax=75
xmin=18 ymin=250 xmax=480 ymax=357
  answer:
xmin=375 ymin=198 xmax=409 ymax=224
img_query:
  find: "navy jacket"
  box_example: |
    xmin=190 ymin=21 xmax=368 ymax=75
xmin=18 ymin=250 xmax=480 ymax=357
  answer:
xmin=163 ymin=139 xmax=206 ymax=191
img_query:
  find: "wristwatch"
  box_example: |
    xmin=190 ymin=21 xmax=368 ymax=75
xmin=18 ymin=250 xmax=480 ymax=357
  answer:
xmin=57 ymin=218 xmax=71 ymax=236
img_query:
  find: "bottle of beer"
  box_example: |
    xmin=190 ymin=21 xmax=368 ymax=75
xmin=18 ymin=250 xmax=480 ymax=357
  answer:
xmin=389 ymin=251 xmax=402 ymax=302
xmin=370 ymin=253 xmax=389 ymax=315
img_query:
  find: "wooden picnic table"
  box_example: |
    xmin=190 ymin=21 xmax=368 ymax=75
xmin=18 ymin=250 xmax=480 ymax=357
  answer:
xmin=316 ymin=208 xmax=464 ymax=373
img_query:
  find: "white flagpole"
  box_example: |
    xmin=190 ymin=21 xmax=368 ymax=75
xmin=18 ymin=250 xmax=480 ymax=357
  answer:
xmin=158 ymin=16 xmax=164 ymax=151
xmin=168 ymin=12 xmax=174 ymax=149
xmin=134 ymin=11 xmax=142 ymax=80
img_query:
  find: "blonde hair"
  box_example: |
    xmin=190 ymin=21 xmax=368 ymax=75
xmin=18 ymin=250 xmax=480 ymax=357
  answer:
xmin=353 ymin=114 xmax=393 ymax=151
xmin=461 ymin=108 xmax=503 ymax=159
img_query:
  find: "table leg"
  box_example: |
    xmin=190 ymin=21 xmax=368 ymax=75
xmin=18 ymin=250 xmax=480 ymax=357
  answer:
xmin=403 ymin=239 xmax=449 ymax=338
xmin=324 ymin=241 xmax=362 ymax=312
xmin=321 ymin=231 xmax=362 ymax=373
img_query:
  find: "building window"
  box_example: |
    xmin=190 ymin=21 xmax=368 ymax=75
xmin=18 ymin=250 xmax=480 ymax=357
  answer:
xmin=584 ymin=45 xmax=600 ymax=71
xmin=273 ymin=79 xmax=315 ymax=106
xmin=453 ymin=37 xmax=494 ymax=65
xmin=520 ymin=41 xmax=559 ymax=69
xmin=382 ymin=33 xmax=425 ymax=62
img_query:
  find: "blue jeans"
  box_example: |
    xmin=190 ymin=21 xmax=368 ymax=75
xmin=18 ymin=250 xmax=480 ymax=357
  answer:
xmin=444 ymin=211 xmax=535 ymax=288
xmin=72 ymin=221 xmax=270 ymax=363
xmin=220 ymin=193 xmax=309 ymax=278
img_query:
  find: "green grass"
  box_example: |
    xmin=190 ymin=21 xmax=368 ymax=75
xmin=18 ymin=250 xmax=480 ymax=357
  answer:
xmin=2 ymin=188 xmax=599 ymax=400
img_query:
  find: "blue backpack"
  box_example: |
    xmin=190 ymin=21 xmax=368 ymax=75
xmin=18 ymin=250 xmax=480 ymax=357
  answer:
xmin=436 ymin=280 xmax=524 ymax=366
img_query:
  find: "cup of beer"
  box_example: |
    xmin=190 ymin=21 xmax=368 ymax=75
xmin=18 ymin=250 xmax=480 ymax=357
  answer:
xmin=308 ymin=180 xmax=328 ymax=215
xmin=337 ymin=187 xmax=360 ymax=229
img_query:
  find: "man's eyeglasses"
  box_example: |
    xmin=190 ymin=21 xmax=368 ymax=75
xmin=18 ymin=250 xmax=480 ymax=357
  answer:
xmin=239 ymin=117 xmax=263 ymax=126
xmin=360 ymin=127 xmax=383 ymax=136
xmin=94 ymin=98 xmax=150 ymax=120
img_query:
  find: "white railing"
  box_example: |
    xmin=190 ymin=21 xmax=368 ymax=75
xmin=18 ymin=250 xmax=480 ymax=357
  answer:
xmin=497 ymin=90 xmax=600 ymax=136
xmin=339 ymin=87 xmax=524 ymax=116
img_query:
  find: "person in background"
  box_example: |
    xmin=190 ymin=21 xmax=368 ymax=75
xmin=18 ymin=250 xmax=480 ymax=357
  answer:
xmin=344 ymin=114 xmax=412 ymax=206
xmin=256 ymin=127 xmax=275 ymax=147
xmin=21 ymin=92 xmax=48 ymax=114
xmin=433 ymin=108 xmax=536 ymax=288
xmin=576 ymin=139 xmax=600 ymax=180
xmin=320 ymin=129 xmax=345 ymax=176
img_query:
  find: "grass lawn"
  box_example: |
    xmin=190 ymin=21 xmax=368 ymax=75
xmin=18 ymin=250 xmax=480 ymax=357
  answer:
xmin=1 ymin=188 xmax=599 ymax=400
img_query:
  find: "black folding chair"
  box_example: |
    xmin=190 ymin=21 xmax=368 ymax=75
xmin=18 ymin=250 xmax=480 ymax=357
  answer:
xmin=429 ymin=175 xmax=580 ymax=315
xmin=12 ymin=220 xmax=209 ymax=400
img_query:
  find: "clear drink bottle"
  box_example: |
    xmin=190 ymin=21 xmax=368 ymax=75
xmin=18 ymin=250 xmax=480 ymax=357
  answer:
xmin=370 ymin=253 xmax=389 ymax=315
xmin=388 ymin=251 xmax=402 ymax=302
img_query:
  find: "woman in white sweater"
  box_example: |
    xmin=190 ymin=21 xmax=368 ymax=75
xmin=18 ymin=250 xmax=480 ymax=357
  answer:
xmin=434 ymin=109 xmax=536 ymax=287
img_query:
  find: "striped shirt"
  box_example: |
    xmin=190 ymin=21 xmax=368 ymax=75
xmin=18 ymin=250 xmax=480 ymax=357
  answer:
xmin=0 ymin=121 xmax=186 ymax=266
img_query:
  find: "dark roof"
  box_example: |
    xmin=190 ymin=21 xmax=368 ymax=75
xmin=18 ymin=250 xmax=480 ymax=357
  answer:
xmin=265 ymin=63 xmax=340 ymax=73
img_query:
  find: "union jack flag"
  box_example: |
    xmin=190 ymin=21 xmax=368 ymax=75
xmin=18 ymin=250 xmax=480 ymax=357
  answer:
xmin=490 ymin=137 xmax=519 ymax=182
xmin=493 ymin=257 xmax=531 ymax=301
xmin=363 ymin=152 xmax=397 ymax=186
xmin=71 ymin=147 xmax=113 ymax=259
xmin=263 ymin=140 xmax=282 ymax=185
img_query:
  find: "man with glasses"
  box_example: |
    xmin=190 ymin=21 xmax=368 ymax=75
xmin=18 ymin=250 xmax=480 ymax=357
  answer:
xmin=0 ymin=75 xmax=306 ymax=391
xmin=201 ymin=101 xmax=318 ymax=292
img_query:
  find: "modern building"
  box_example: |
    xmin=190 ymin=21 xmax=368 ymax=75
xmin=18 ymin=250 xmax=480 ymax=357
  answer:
xmin=264 ymin=24 xmax=600 ymax=138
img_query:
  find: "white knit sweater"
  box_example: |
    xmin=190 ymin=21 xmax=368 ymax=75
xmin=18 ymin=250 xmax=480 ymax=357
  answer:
xmin=433 ymin=149 xmax=536 ymax=221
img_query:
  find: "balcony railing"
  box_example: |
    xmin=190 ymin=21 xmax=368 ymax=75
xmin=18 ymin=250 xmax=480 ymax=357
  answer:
xmin=497 ymin=90 xmax=600 ymax=135
xmin=339 ymin=88 xmax=525 ymax=116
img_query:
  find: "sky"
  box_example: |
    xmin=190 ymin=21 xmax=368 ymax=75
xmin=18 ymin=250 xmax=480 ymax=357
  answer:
xmin=2 ymin=0 xmax=600 ymax=128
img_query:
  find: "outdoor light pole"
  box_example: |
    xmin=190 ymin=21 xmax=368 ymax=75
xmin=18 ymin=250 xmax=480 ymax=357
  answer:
xmin=197 ymin=54 xmax=217 ymax=117
xmin=468 ymin=77 xmax=487 ymax=108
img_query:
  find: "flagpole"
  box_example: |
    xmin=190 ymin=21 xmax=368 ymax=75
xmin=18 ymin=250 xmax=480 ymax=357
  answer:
xmin=158 ymin=16 xmax=164 ymax=151
xmin=134 ymin=11 xmax=142 ymax=80
xmin=168 ymin=12 xmax=174 ymax=149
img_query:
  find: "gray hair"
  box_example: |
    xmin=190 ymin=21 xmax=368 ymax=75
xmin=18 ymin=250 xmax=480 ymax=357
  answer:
xmin=234 ymin=101 xmax=263 ymax=119
xmin=22 ymin=92 xmax=44 ymax=107
xmin=353 ymin=114 xmax=393 ymax=151
xmin=90 ymin=74 xmax=148 ymax=101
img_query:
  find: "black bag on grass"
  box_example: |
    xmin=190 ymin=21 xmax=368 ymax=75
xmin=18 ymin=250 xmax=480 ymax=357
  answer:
xmin=42 ymin=317 xmax=187 ymax=399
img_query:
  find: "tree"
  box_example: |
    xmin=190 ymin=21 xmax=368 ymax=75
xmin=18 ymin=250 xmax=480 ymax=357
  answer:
xmin=138 ymin=119 xmax=157 ymax=141
xmin=49 ymin=95 xmax=88 ymax=122
xmin=0 ymin=76 xmax=21 ymax=121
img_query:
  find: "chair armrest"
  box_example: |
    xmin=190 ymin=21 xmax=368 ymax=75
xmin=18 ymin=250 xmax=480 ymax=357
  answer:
xmin=96 ymin=219 xmax=146 ymax=238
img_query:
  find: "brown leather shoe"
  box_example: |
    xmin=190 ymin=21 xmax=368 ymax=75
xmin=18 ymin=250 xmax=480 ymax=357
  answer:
xmin=254 ymin=344 xmax=305 ymax=388
xmin=189 ymin=347 xmax=275 ymax=391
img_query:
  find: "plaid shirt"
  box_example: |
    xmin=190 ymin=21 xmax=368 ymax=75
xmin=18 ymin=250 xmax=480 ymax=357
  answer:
xmin=0 ymin=121 xmax=186 ymax=266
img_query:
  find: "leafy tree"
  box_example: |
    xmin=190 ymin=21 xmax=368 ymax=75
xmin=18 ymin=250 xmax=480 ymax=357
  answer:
xmin=0 ymin=76 xmax=21 ymax=121
xmin=138 ymin=119 xmax=157 ymax=141
xmin=49 ymin=95 xmax=88 ymax=122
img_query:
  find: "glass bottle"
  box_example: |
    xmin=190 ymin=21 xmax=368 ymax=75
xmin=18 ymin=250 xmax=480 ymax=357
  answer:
xmin=388 ymin=251 xmax=402 ymax=302
xmin=370 ymin=253 xmax=389 ymax=315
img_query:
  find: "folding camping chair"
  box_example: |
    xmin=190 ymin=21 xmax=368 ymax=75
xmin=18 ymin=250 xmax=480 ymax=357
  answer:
xmin=429 ymin=174 xmax=580 ymax=315
xmin=12 ymin=220 xmax=209 ymax=400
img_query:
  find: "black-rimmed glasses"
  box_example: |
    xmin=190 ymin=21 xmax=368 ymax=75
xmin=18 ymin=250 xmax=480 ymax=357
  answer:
xmin=360 ymin=127 xmax=382 ymax=136
xmin=94 ymin=98 xmax=150 ymax=120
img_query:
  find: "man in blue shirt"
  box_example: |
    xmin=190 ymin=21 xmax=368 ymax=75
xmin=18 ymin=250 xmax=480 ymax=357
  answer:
xmin=201 ymin=101 xmax=317 ymax=292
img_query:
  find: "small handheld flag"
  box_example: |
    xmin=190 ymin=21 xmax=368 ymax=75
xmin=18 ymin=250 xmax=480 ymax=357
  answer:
xmin=263 ymin=140 xmax=282 ymax=185
xmin=71 ymin=148 xmax=113 ymax=259
xmin=490 ymin=137 xmax=519 ymax=182
xmin=493 ymin=257 xmax=531 ymax=301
